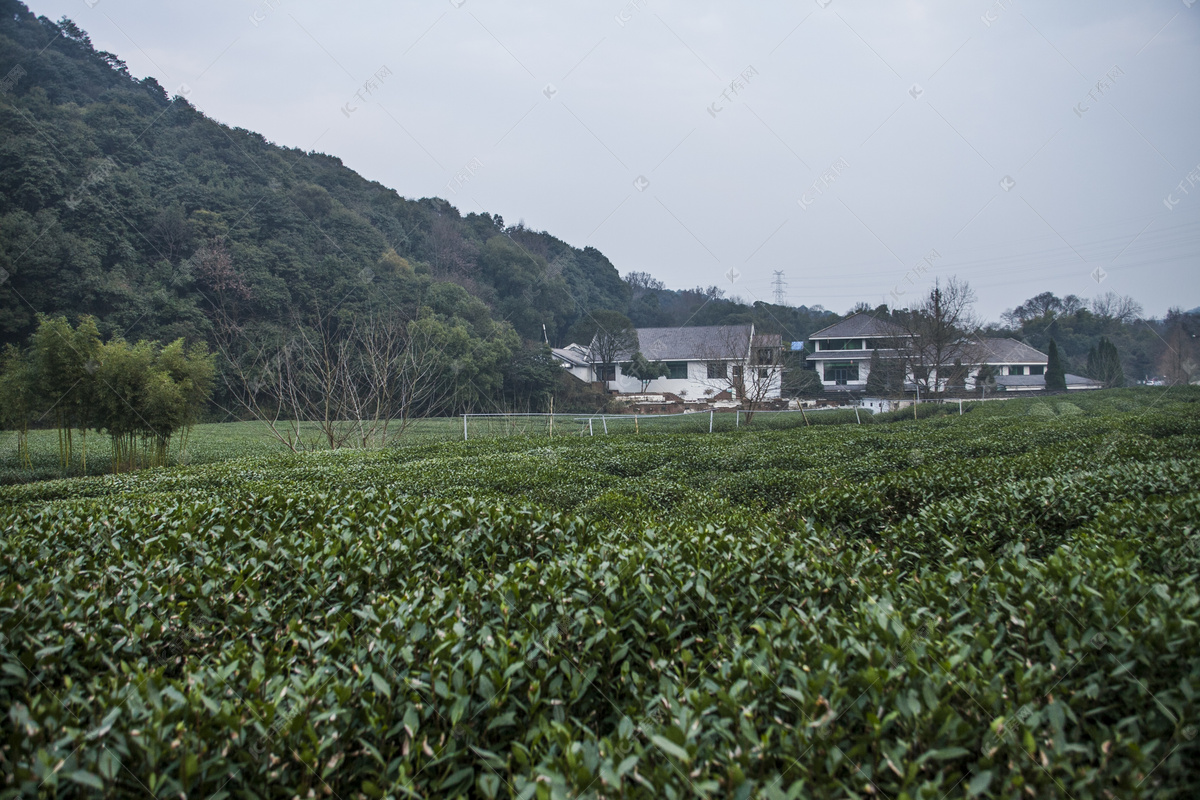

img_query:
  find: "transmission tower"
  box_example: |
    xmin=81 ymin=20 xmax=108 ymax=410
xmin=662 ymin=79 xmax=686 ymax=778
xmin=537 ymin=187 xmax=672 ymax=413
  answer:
xmin=771 ymin=271 xmax=788 ymax=305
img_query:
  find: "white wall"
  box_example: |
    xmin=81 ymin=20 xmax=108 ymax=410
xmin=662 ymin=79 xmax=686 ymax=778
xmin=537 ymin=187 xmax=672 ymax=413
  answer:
xmin=606 ymin=360 xmax=781 ymax=400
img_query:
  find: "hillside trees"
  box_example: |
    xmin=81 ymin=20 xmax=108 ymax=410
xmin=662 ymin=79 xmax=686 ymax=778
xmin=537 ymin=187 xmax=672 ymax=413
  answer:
xmin=1001 ymin=291 xmax=1156 ymax=382
xmin=0 ymin=8 xmax=628 ymax=368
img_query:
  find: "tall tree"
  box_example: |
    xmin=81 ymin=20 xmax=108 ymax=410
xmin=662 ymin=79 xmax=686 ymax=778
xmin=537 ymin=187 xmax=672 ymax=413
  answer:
xmin=1046 ymin=339 xmax=1067 ymax=392
xmin=1087 ymin=336 xmax=1125 ymax=388
xmin=582 ymin=310 xmax=638 ymax=391
xmin=864 ymin=349 xmax=886 ymax=395
xmin=1158 ymin=310 xmax=1199 ymax=386
xmin=0 ymin=344 xmax=34 ymax=469
xmin=975 ymin=363 xmax=998 ymax=396
xmin=1091 ymin=293 xmax=1143 ymax=325
xmin=897 ymin=277 xmax=980 ymax=397
xmin=698 ymin=327 xmax=782 ymax=422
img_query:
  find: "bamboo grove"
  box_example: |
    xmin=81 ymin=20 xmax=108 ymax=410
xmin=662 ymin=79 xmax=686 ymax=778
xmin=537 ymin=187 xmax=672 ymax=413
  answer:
xmin=0 ymin=316 xmax=214 ymax=473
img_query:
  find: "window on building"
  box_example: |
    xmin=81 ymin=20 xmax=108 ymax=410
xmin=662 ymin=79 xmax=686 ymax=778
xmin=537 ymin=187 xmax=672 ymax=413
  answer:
xmin=756 ymin=348 xmax=776 ymax=364
xmin=665 ymin=361 xmax=688 ymax=379
xmin=1030 ymin=365 xmax=1045 ymax=375
xmin=758 ymin=367 xmax=770 ymax=379
xmin=1010 ymin=366 xmax=1025 ymax=376
xmin=731 ymin=365 xmax=743 ymax=378
xmin=597 ymin=364 xmax=616 ymax=382
xmin=707 ymin=362 xmax=727 ymax=379
xmin=822 ymin=362 xmax=859 ymax=384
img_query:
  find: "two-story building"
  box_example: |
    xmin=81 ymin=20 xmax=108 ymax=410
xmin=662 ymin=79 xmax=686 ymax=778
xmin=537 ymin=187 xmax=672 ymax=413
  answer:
xmin=805 ymin=313 xmax=1103 ymax=394
xmin=804 ymin=314 xmax=908 ymax=389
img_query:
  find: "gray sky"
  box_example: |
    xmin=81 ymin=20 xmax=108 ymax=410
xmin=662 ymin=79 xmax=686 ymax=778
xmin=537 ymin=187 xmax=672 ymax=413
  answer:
xmin=29 ymin=0 xmax=1200 ymax=320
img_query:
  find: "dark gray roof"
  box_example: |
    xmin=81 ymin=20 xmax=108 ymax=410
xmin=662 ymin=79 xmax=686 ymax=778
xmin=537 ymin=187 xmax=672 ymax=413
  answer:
xmin=978 ymin=338 xmax=1047 ymax=364
xmin=625 ymin=325 xmax=755 ymax=361
xmin=993 ymin=375 xmax=1047 ymax=387
xmin=550 ymin=346 xmax=589 ymax=367
xmin=989 ymin=373 xmax=1103 ymax=388
xmin=808 ymin=313 xmax=907 ymax=340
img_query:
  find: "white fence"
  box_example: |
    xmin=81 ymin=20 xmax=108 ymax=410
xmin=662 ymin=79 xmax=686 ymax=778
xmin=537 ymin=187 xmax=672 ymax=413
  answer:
xmin=461 ymin=411 xmax=724 ymax=440
xmin=459 ymin=406 xmax=887 ymax=440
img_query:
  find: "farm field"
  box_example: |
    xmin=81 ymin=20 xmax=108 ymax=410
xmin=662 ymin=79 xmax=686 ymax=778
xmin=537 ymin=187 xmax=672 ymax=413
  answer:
xmin=0 ymin=408 xmax=871 ymax=486
xmin=1 ymin=389 xmax=1199 ymax=798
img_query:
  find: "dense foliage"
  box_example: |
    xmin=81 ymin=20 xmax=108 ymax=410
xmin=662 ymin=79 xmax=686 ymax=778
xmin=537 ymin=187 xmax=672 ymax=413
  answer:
xmin=1 ymin=388 xmax=1198 ymax=797
xmin=0 ymin=315 xmax=213 ymax=473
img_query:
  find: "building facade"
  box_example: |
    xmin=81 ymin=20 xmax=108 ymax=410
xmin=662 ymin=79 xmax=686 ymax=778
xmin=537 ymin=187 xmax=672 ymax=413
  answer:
xmin=804 ymin=313 xmax=1103 ymax=394
xmin=553 ymin=324 xmax=783 ymax=401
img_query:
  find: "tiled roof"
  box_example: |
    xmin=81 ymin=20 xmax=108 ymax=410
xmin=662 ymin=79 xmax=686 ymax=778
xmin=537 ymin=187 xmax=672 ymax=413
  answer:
xmin=550 ymin=346 xmax=589 ymax=367
xmin=977 ymin=338 xmax=1047 ymax=364
xmin=611 ymin=325 xmax=756 ymax=361
xmin=808 ymin=313 xmax=907 ymax=340
xmin=992 ymin=375 xmax=1046 ymax=387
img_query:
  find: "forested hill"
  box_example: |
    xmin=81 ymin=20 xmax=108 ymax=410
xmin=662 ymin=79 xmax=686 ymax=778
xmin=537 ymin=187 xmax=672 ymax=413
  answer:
xmin=0 ymin=2 xmax=631 ymax=351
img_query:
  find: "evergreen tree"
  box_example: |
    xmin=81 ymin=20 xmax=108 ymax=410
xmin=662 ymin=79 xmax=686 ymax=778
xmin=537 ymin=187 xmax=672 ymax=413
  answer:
xmin=1087 ymin=336 xmax=1125 ymax=388
xmin=625 ymin=351 xmax=669 ymax=393
xmin=864 ymin=350 xmax=886 ymax=395
xmin=947 ymin=357 xmax=967 ymax=392
xmin=1046 ymin=339 xmax=1067 ymax=392
xmin=976 ymin=363 xmax=998 ymax=395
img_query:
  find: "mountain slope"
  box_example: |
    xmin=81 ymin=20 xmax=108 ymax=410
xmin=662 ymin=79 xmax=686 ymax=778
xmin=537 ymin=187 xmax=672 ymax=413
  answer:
xmin=0 ymin=2 xmax=628 ymax=350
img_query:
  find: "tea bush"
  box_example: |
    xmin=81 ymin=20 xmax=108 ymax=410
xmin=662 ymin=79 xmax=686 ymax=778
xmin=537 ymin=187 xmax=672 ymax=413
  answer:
xmin=1 ymin=388 xmax=1199 ymax=798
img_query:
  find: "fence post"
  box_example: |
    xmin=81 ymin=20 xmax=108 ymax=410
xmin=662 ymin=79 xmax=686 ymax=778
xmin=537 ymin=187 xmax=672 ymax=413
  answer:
xmin=958 ymin=399 xmax=963 ymax=416
xmin=602 ymin=416 xmax=608 ymax=434
xmin=463 ymin=414 xmax=468 ymax=441
xmin=709 ymin=409 xmax=714 ymax=433
xmin=589 ymin=419 xmax=594 ymax=437
xmin=736 ymin=410 xmax=740 ymax=428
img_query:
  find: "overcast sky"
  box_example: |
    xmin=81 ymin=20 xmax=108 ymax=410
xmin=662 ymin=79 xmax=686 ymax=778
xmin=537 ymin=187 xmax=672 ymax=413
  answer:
xmin=27 ymin=0 xmax=1200 ymax=321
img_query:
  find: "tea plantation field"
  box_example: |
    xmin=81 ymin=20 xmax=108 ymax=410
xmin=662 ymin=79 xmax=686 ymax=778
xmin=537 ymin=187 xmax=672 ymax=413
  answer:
xmin=2 ymin=389 xmax=1199 ymax=798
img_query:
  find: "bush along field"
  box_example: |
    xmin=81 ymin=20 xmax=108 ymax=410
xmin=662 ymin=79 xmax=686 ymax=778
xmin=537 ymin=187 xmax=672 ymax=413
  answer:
xmin=1 ymin=388 xmax=1198 ymax=798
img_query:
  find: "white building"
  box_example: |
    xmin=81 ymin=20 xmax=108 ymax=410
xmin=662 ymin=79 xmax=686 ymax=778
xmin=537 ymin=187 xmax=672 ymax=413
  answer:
xmin=805 ymin=314 xmax=907 ymax=389
xmin=553 ymin=324 xmax=783 ymax=401
xmin=804 ymin=313 xmax=1104 ymax=394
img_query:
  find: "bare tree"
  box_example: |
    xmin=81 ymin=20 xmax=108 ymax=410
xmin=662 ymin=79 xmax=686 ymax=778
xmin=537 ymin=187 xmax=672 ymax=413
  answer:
xmin=897 ymin=277 xmax=981 ymax=397
xmin=191 ymin=238 xmax=251 ymax=325
xmin=699 ymin=326 xmax=782 ymax=423
xmin=624 ymin=271 xmax=665 ymax=295
xmin=214 ymin=309 xmax=454 ymax=452
xmin=1061 ymin=294 xmax=1086 ymax=315
xmin=1159 ymin=310 xmax=1199 ymax=386
xmin=1091 ymin=292 xmax=1143 ymax=324
xmin=428 ymin=215 xmax=478 ymax=279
